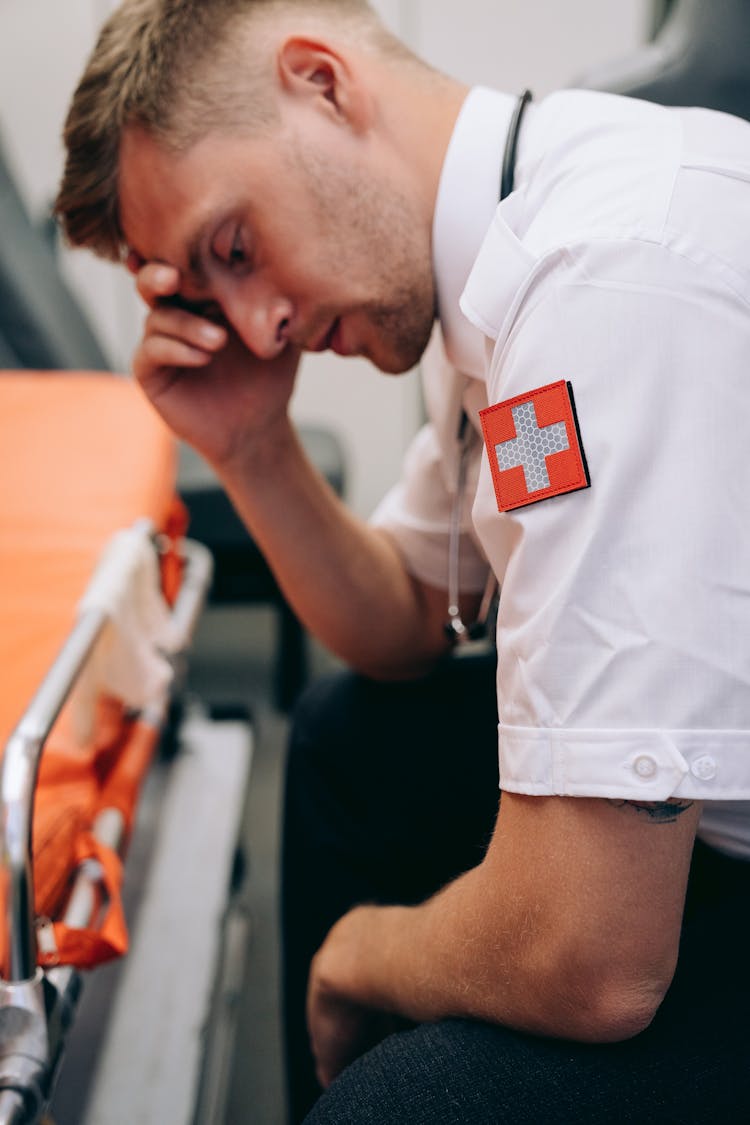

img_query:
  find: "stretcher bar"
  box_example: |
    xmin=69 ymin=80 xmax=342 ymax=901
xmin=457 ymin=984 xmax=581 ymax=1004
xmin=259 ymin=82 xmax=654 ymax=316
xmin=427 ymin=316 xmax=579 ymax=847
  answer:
xmin=0 ymin=522 xmax=213 ymax=1124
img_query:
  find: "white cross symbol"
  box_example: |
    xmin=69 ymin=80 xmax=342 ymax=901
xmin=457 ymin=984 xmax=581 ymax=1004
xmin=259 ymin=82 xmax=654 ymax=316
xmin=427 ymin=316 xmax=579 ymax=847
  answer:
xmin=495 ymin=401 xmax=570 ymax=493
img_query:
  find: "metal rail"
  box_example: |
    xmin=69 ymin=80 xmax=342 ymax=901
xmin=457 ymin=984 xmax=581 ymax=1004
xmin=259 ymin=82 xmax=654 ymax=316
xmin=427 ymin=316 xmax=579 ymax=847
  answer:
xmin=0 ymin=519 xmax=156 ymax=983
xmin=0 ymin=527 xmax=212 ymax=1124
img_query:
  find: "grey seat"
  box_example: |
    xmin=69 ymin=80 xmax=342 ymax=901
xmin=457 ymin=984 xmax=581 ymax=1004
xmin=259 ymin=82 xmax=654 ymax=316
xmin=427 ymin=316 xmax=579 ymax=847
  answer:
xmin=0 ymin=333 xmax=19 ymax=368
xmin=179 ymin=431 xmax=347 ymax=710
xmin=0 ymin=132 xmax=108 ymax=369
xmin=577 ymin=0 xmax=750 ymax=122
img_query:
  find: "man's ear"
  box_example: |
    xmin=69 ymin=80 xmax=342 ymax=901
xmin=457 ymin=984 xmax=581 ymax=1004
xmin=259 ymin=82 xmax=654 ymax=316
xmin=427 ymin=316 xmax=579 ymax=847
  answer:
xmin=277 ymin=37 xmax=371 ymax=130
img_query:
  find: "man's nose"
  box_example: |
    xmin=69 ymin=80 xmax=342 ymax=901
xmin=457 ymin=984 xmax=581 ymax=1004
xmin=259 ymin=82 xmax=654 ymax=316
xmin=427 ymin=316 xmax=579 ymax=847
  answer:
xmin=224 ymin=284 xmax=293 ymax=361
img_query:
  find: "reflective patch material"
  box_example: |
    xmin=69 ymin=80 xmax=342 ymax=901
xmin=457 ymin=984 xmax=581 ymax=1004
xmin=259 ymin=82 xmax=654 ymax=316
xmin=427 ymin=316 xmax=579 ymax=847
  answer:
xmin=480 ymin=381 xmax=590 ymax=512
xmin=496 ymin=402 xmax=569 ymax=491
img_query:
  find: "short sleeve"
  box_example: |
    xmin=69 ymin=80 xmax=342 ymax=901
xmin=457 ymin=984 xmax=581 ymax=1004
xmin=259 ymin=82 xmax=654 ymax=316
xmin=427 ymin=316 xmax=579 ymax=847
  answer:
xmin=471 ymin=237 xmax=750 ymax=801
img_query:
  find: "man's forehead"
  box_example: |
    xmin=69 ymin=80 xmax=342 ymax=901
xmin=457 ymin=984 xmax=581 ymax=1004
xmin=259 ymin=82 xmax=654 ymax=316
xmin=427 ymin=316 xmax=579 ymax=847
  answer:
xmin=118 ymin=127 xmax=183 ymax=253
xmin=118 ymin=128 xmax=248 ymax=283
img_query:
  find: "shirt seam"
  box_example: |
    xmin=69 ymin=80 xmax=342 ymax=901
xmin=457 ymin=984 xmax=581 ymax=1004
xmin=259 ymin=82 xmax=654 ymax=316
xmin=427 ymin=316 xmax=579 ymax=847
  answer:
xmin=492 ymin=229 xmax=750 ymax=360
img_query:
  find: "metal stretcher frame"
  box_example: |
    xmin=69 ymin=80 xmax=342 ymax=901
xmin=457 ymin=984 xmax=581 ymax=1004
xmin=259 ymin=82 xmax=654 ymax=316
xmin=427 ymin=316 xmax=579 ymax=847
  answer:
xmin=0 ymin=521 xmax=215 ymax=1124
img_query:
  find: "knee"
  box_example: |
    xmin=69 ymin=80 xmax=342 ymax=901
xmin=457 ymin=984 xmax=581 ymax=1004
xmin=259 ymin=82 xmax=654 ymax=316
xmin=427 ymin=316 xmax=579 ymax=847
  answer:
xmin=302 ymin=1019 xmax=545 ymax=1125
xmin=303 ymin=1021 xmax=487 ymax=1125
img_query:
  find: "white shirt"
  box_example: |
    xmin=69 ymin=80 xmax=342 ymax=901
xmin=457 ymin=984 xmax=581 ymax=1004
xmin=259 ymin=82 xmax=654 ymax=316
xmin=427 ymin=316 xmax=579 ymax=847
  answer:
xmin=373 ymin=87 xmax=750 ymax=858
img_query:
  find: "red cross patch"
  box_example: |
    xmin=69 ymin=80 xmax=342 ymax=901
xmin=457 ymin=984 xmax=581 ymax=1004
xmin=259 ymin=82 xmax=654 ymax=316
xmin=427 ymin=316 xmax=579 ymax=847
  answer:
xmin=479 ymin=381 xmax=590 ymax=513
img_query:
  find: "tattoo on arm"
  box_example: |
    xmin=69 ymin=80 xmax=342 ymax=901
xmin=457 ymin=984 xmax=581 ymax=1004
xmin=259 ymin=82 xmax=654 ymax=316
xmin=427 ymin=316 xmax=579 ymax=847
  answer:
xmin=608 ymin=799 xmax=695 ymax=824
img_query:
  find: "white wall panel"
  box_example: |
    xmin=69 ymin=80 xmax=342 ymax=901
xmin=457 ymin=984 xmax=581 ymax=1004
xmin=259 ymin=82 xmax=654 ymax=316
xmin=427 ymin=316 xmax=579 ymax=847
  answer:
xmin=413 ymin=0 xmax=650 ymax=95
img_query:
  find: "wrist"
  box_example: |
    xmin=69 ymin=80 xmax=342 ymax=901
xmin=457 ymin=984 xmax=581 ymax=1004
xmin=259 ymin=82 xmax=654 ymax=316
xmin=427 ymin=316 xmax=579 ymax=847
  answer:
xmin=211 ymin=410 xmax=296 ymax=483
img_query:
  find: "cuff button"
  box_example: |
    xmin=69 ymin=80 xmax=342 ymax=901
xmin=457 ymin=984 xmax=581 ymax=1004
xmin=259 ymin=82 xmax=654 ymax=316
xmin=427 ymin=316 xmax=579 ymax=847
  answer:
xmin=691 ymin=755 xmax=717 ymax=781
xmin=633 ymin=754 xmax=658 ymax=779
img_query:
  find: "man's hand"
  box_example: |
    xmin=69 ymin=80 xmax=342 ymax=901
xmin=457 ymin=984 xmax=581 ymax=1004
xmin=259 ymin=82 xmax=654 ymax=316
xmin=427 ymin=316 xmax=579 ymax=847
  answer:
xmin=130 ymin=260 xmax=300 ymax=470
xmin=307 ymin=906 xmax=400 ymax=1088
xmin=304 ymin=792 xmax=703 ymax=1089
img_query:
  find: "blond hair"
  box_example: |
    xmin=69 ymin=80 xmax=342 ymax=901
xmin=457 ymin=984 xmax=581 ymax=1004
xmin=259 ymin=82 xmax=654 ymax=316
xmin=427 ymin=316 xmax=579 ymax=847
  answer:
xmin=55 ymin=0 xmax=415 ymax=261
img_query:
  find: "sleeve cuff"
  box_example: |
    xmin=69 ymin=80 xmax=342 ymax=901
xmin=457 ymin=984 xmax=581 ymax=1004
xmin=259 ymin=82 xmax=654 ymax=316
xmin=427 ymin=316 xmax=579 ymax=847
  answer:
xmin=498 ymin=724 xmax=750 ymax=801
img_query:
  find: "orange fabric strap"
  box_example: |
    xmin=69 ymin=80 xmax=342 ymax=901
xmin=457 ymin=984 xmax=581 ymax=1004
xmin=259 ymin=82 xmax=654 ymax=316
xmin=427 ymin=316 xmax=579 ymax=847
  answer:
xmin=37 ymin=833 xmax=128 ymax=970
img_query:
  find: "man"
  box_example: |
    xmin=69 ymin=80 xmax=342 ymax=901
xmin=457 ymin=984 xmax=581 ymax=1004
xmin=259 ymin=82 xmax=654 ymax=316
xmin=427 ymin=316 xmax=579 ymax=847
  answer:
xmin=56 ymin=1 xmax=750 ymax=1121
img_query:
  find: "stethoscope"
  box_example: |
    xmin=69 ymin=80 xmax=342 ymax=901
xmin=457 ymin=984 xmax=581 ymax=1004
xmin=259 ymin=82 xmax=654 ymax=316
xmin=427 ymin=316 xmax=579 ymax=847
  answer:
xmin=444 ymin=89 xmax=533 ymax=647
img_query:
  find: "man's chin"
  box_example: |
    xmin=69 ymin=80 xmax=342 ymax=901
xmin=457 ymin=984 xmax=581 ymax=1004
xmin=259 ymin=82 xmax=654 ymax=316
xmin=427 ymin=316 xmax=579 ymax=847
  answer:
xmin=369 ymin=328 xmax=436 ymax=375
xmin=375 ymin=354 xmax=421 ymax=375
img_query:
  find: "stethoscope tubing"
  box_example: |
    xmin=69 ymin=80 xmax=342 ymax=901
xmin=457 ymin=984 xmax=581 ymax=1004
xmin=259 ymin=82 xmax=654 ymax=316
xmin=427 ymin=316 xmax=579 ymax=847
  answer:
xmin=445 ymin=89 xmax=533 ymax=645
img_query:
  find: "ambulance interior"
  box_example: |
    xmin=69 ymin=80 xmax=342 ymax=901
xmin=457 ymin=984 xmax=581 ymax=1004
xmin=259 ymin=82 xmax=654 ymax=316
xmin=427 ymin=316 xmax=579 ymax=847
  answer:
xmin=0 ymin=1 xmax=748 ymax=1122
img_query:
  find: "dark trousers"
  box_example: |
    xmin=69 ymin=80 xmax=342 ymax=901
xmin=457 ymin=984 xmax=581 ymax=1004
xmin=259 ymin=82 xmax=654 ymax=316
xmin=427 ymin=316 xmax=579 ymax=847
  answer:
xmin=281 ymin=653 xmax=750 ymax=1124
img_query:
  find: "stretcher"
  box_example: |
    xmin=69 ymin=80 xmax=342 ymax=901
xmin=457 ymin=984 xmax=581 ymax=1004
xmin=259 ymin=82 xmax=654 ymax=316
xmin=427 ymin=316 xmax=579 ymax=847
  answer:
xmin=0 ymin=372 xmax=252 ymax=1124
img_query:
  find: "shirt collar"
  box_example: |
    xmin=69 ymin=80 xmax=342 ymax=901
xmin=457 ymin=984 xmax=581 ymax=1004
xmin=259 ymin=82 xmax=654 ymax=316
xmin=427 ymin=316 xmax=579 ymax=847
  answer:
xmin=432 ymin=87 xmax=518 ymax=378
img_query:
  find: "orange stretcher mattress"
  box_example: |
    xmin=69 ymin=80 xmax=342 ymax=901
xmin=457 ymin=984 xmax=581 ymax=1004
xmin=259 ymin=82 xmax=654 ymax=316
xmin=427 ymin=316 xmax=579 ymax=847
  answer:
xmin=0 ymin=371 xmax=183 ymax=967
xmin=0 ymin=371 xmax=179 ymax=744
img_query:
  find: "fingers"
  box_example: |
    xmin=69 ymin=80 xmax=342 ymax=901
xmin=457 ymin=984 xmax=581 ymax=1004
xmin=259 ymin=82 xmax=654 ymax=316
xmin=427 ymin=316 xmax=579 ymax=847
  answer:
xmin=147 ymin=304 xmax=227 ymax=350
xmin=134 ymin=260 xmax=182 ymax=307
xmin=134 ymin=333 xmax=211 ymax=378
xmin=133 ymin=304 xmax=227 ymax=381
xmin=130 ymin=259 xmax=224 ymax=323
xmin=130 ymin=258 xmax=228 ymax=353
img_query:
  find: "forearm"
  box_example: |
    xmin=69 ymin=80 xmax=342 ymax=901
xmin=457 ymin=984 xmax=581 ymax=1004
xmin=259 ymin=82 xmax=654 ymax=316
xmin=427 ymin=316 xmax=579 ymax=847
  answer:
xmin=316 ymin=873 xmax=660 ymax=1047
xmin=310 ymin=795 xmax=697 ymax=1057
xmin=215 ymin=416 xmax=450 ymax=676
xmin=313 ymin=874 xmax=623 ymax=1046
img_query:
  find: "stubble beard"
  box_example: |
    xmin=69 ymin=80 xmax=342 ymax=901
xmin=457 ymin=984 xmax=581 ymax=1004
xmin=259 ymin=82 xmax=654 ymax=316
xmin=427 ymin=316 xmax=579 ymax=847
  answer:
xmin=292 ymin=140 xmax=437 ymax=373
xmin=364 ymin=289 xmax=436 ymax=373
